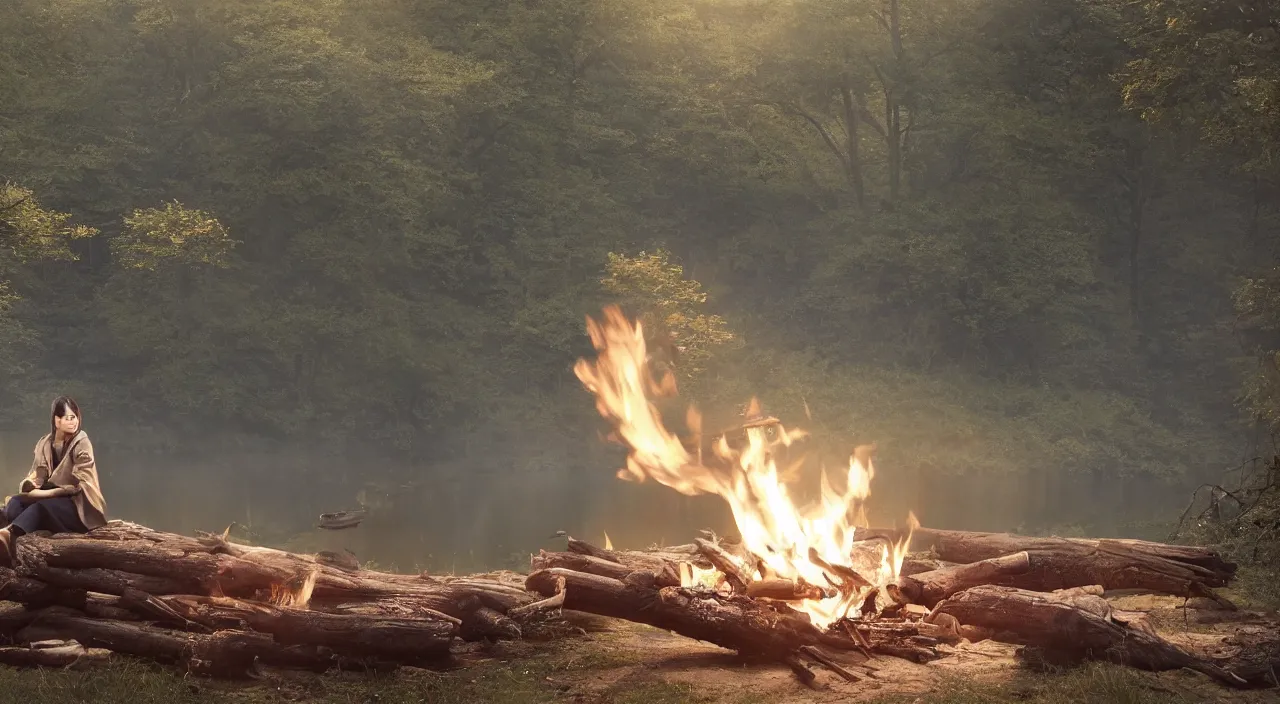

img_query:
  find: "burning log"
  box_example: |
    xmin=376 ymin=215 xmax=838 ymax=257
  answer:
xmin=526 ymin=567 xmax=835 ymax=657
xmin=931 ymin=585 xmax=1248 ymax=688
xmin=745 ymin=578 xmax=835 ymax=602
xmin=694 ymin=538 xmax=753 ymax=594
xmin=525 ymin=564 xmax=942 ymax=684
xmin=887 ymin=552 xmax=1032 ymax=607
xmin=563 ymin=308 xmax=1262 ymax=688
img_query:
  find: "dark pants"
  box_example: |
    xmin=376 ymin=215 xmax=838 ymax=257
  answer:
xmin=3 ymin=496 xmax=87 ymax=536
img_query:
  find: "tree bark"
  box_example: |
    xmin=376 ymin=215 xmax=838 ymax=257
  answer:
xmin=860 ymin=528 xmax=1235 ymax=597
xmin=932 ymin=586 xmax=1247 ymax=687
xmin=0 ymin=639 xmax=110 ymax=668
xmin=531 ymin=550 xmax=680 ymax=587
xmin=525 ymin=567 xmax=940 ymax=666
xmin=888 ymin=552 xmax=1031 ymax=607
xmin=160 ymin=594 xmax=457 ymax=661
xmin=17 ymin=522 xmax=541 ymax=640
xmin=565 ymin=536 xmax=707 ymax=573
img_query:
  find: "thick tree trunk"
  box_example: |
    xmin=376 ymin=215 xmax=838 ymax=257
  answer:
xmin=861 ymin=528 xmax=1235 ymax=598
xmin=15 ymin=523 xmax=542 ymax=641
xmin=15 ymin=607 xmax=353 ymax=676
xmin=531 ymin=550 xmax=680 ymax=587
xmin=525 ymin=567 xmax=943 ymax=667
xmin=160 ymin=595 xmax=457 ymax=661
xmin=527 ymin=567 xmax=832 ymax=658
xmin=932 ymin=585 xmax=1247 ymax=688
xmin=565 ymin=536 xmax=707 ymax=573
xmin=888 ymin=552 xmax=1031 ymax=607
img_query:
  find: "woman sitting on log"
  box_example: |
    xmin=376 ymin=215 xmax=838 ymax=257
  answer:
xmin=0 ymin=396 xmax=108 ymax=562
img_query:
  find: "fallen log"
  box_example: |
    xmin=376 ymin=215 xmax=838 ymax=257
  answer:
xmin=887 ymin=552 xmax=1031 ymax=607
xmin=565 ymin=536 xmax=709 ymax=573
xmin=32 ymin=564 xmax=198 ymax=596
xmin=525 ymin=566 xmax=940 ymax=677
xmin=0 ymin=639 xmax=110 ymax=668
xmin=531 ymin=550 xmax=680 ymax=587
xmin=160 ymin=594 xmax=457 ymax=661
xmin=861 ymin=527 xmax=1235 ymax=599
xmin=899 ymin=556 xmax=954 ymax=577
xmin=0 ymin=566 xmax=88 ymax=608
xmin=14 ymin=534 xmax=294 ymax=597
xmin=14 ymin=607 xmax=362 ymax=676
xmin=526 ymin=567 xmax=832 ymax=659
xmin=932 ymin=585 xmax=1247 ymax=687
xmin=13 ymin=608 xmax=240 ymax=675
xmin=914 ymin=531 xmax=1235 ymax=577
xmin=18 ymin=523 xmax=540 ymax=631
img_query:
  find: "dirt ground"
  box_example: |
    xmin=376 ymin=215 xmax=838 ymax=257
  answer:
xmin=485 ymin=594 xmax=1280 ymax=704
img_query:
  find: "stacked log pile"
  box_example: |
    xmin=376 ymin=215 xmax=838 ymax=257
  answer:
xmin=525 ymin=529 xmax=1263 ymax=688
xmin=0 ymin=522 xmax=558 ymax=676
xmin=0 ymin=520 xmax=1268 ymax=690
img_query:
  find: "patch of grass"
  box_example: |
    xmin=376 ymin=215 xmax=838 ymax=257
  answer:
xmin=1224 ymin=564 xmax=1280 ymax=612
xmin=0 ymin=660 xmax=215 ymax=704
xmin=547 ymin=647 xmax=642 ymax=673
xmin=0 ymin=658 xmax=564 ymax=704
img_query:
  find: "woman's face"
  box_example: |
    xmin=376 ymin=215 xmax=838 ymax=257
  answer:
xmin=54 ymin=410 xmax=80 ymax=435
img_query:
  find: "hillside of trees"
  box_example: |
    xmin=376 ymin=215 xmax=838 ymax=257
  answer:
xmin=2 ymin=0 xmax=1278 ymax=569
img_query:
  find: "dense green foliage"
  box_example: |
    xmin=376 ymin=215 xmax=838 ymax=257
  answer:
xmin=2 ymin=0 xmax=1279 ymax=546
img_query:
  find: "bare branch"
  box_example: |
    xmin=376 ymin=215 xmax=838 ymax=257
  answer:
xmin=781 ymin=102 xmax=850 ymax=172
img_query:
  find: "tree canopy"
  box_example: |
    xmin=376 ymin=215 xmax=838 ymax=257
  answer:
xmin=2 ymin=0 xmax=1277 ymax=547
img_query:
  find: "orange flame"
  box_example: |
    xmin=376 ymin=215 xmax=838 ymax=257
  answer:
xmin=574 ymin=306 xmax=915 ymax=627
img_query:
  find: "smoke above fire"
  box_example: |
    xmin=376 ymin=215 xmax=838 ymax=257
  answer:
xmin=573 ymin=305 xmax=915 ymax=627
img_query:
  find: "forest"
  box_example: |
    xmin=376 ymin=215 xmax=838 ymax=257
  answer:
xmin=1 ymin=0 xmax=1279 ymax=576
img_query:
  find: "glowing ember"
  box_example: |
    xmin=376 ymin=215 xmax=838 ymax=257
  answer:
xmin=574 ymin=305 xmax=915 ymax=628
xmin=680 ymin=562 xmax=726 ymax=592
xmin=270 ymin=567 xmax=319 ymax=609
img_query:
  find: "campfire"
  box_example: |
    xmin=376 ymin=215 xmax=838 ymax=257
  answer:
xmin=524 ymin=306 xmax=1256 ymax=687
xmin=572 ymin=304 xmax=918 ymax=628
xmin=0 ymin=304 xmax=1265 ymax=689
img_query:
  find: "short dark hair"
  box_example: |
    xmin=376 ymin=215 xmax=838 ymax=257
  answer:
xmin=50 ymin=396 xmax=82 ymax=438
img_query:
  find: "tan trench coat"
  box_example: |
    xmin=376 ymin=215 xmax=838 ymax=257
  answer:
xmin=18 ymin=430 xmax=108 ymax=530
